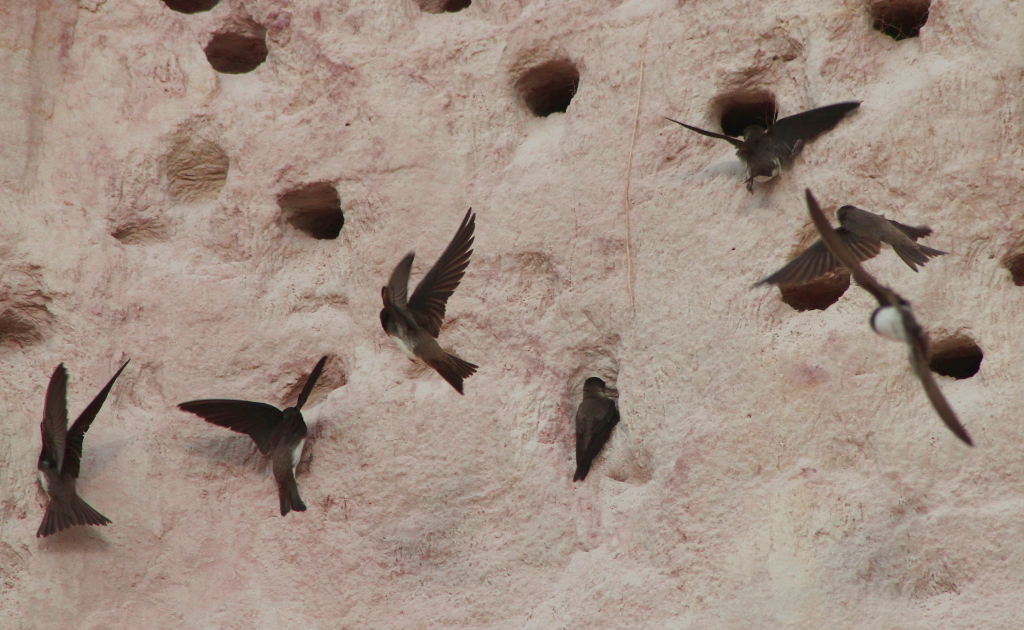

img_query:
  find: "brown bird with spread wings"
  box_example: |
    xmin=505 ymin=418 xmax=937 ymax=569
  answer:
xmin=37 ymin=360 xmax=129 ymax=537
xmin=380 ymin=208 xmax=478 ymax=394
xmin=803 ymin=189 xmax=972 ymax=446
xmin=667 ymin=101 xmax=860 ymax=192
xmin=757 ymin=205 xmax=946 ymax=286
xmin=178 ymin=356 xmax=328 ymax=516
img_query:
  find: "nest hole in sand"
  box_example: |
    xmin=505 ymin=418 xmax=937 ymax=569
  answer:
xmin=929 ymin=335 xmax=982 ymax=380
xmin=778 ymin=272 xmax=850 ymax=312
xmin=516 ymin=59 xmax=580 ymax=118
xmin=205 ymin=24 xmax=268 ymax=74
xmin=417 ymin=0 xmax=471 ymax=13
xmin=714 ymin=91 xmax=779 ymax=137
xmin=279 ymin=183 xmax=344 ymax=240
xmin=869 ymin=0 xmax=930 ymax=41
xmin=163 ymin=0 xmax=219 ymax=14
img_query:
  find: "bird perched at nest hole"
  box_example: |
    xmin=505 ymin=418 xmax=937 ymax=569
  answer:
xmin=574 ymin=377 xmax=620 ymax=482
xmin=666 ymin=101 xmax=860 ymax=192
xmin=178 ymin=356 xmax=329 ymax=516
xmin=380 ymin=208 xmax=478 ymax=394
xmin=756 ymin=205 xmax=946 ymax=286
xmin=37 ymin=360 xmax=129 ymax=538
xmin=802 ymin=189 xmax=972 ymax=446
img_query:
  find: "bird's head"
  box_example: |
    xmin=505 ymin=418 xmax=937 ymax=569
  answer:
xmin=583 ymin=377 xmax=606 ymax=395
xmin=37 ymin=451 xmax=57 ymax=474
xmin=282 ymin=407 xmax=306 ymax=431
xmin=742 ymin=125 xmax=766 ymax=141
xmin=836 ymin=205 xmax=857 ymax=223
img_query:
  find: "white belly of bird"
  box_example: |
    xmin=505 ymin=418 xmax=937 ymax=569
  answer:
xmin=38 ymin=470 xmax=49 ymax=495
xmin=291 ymin=438 xmax=306 ymax=475
xmin=872 ymin=306 xmax=909 ymax=343
xmin=754 ymin=162 xmax=781 ymax=182
xmin=389 ymin=333 xmax=420 ymax=362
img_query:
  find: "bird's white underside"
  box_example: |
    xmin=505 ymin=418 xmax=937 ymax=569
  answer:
xmin=872 ymin=306 xmax=909 ymax=343
xmin=389 ymin=333 xmax=420 ymax=362
xmin=291 ymin=438 xmax=306 ymax=475
xmin=38 ymin=470 xmax=49 ymax=495
xmin=753 ymin=162 xmax=780 ymax=182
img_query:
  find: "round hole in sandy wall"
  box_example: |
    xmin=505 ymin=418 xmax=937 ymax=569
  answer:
xmin=1002 ymin=251 xmax=1024 ymax=286
xmin=417 ymin=0 xmax=471 ymax=12
xmin=163 ymin=0 xmax=219 ymax=13
xmin=929 ymin=335 xmax=982 ymax=380
xmin=279 ymin=183 xmax=344 ymax=240
xmin=715 ymin=92 xmax=779 ymax=137
xmin=205 ymin=26 xmax=268 ymax=74
xmin=869 ymin=0 xmax=930 ymax=41
xmin=516 ymin=59 xmax=580 ymax=117
xmin=778 ymin=271 xmax=850 ymax=312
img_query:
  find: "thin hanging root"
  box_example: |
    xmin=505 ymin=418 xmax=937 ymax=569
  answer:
xmin=624 ymin=18 xmax=651 ymax=313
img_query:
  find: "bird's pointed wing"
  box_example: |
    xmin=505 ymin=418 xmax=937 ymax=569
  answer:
xmin=64 ymin=360 xmax=130 ymax=479
xmin=407 ymin=208 xmax=476 ymax=337
xmin=756 ymin=229 xmax=882 ymax=286
xmin=385 ymin=253 xmax=415 ymax=308
xmin=665 ymin=117 xmax=745 ymax=148
xmin=768 ymin=102 xmax=860 ymax=154
xmin=295 ymin=356 xmax=328 ymax=411
xmin=576 ymin=399 xmax=619 ymax=456
xmin=904 ymin=315 xmax=973 ymax=446
xmin=178 ymin=400 xmax=283 ymax=454
xmin=40 ymin=364 xmax=69 ymax=474
xmin=804 ymin=189 xmax=899 ymax=305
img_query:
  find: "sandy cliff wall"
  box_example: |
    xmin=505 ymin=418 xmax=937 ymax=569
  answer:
xmin=2 ymin=0 xmax=1024 ymax=627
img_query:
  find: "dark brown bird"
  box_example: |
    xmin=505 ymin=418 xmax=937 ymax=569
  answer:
xmin=380 ymin=208 xmax=477 ymax=394
xmin=574 ymin=377 xmax=620 ymax=481
xmin=757 ymin=205 xmax=947 ymax=286
xmin=803 ymin=189 xmax=972 ymax=446
xmin=178 ymin=356 xmax=328 ymax=516
xmin=37 ymin=360 xmax=129 ymax=538
xmin=666 ymin=101 xmax=860 ymax=192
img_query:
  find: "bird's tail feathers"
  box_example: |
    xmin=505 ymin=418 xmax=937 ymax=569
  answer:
xmin=427 ymin=353 xmax=478 ymax=395
xmin=278 ymin=478 xmax=306 ymax=517
xmin=892 ymin=242 xmax=947 ymax=271
xmin=573 ymin=462 xmax=591 ymax=482
xmin=916 ymin=243 xmax=948 ymax=258
xmin=37 ymin=494 xmax=111 ymax=537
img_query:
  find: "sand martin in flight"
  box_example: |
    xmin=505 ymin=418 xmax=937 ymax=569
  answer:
xmin=37 ymin=360 xmax=129 ymax=537
xmin=178 ymin=356 xmax=329 ymax=516
xmin=381 ymin=208 xmax=478 ymax=394
xmin=667 ymin=101 xmax=860 ymax=192
xmin=757 ymin=205 xmax=946 ymax=286
xmin=803 ymin=189 xmax=971 ymax=446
